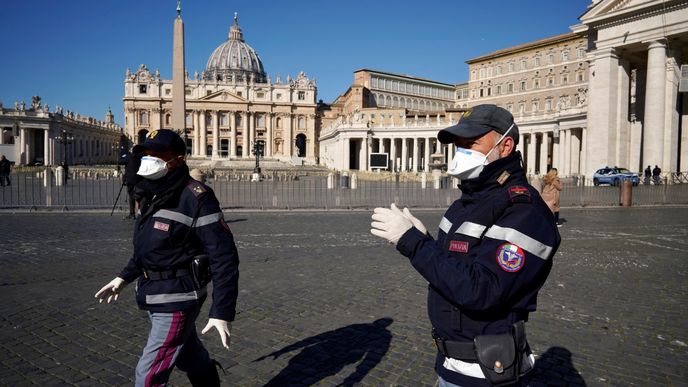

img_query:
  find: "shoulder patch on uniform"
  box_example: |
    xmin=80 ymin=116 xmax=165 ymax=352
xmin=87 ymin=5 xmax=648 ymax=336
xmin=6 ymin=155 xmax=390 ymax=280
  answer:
xmin=187 ymin=180 xmax=206 ymax=197
xmin=507 ymin=185 xmax=531 ymax=203
xmin=496 ymin=243 xmax=526 ymax=272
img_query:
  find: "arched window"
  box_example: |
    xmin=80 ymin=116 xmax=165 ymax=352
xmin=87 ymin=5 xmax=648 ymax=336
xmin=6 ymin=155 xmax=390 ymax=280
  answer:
xmin=276 ymin=117 xmax=282 ymax=129
xmin=165 ymin=114 xmax=171 ymax=126
xmin=139 ymin=111 xmax=149 ymax=126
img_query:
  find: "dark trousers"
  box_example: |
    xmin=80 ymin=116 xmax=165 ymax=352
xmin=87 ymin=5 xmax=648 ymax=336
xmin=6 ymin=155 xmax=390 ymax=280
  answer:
xmin=0 ymin=173 xmax=10 ymax=186
xmin=127 ymin=185 xmax=136 ymax=216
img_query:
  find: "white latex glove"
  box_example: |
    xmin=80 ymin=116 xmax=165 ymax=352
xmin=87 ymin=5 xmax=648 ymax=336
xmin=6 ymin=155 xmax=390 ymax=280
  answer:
xmin=202 ymin=318 xmax=232 ymax=349
xmin=94 ymin=277 xmax=127 ymax=303
xmin=371 ymin=203 xmax=413 ymax=245
xmin=402 ymin=207 xmax=427 ymax=235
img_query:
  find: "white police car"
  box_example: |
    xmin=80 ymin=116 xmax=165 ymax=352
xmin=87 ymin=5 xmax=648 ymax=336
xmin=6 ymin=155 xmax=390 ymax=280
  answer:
xmin=592 ymin=167 xmax=640 ymax=186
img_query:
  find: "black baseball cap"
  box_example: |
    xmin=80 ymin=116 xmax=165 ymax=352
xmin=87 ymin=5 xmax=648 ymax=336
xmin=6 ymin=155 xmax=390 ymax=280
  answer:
xmin=133 ymin=129 xmax=186 ymax=155
xmin=438 ymin=104 xmax=519 ymax=144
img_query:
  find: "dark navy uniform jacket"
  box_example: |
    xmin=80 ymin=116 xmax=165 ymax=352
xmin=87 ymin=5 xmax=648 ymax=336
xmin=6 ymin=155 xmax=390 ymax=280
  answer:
xmin=396 ymin=152 xmax=559 ymax=386
xmin=119 ymin=170 xmax=240 ymax=322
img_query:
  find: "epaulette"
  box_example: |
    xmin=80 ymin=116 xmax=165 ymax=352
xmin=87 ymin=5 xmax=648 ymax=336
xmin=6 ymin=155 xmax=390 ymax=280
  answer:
xmin=187 ymin=180 xmax=207 ymax=198
xmin=507 ymin=185 xmax=532 ymax=204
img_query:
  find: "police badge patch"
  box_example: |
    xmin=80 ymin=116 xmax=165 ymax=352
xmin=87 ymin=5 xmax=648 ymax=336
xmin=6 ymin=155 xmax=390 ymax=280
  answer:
xmin=496 ymin=243 xmax=525 ymax=272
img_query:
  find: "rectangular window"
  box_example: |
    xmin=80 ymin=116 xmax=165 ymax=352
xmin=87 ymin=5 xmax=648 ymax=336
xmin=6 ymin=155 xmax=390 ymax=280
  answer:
xmin=220 ymin=113 xmax=229 ymax=126
xmin=562 ymin=76 xmax=568 ymax=85
xmin=535 ymin=57 xmax=540 ymax=66
xmin=520 ymin=81 xmax=526 ymax=91
xmin=372 ymin=77 xmax=378 ymax=88
xmin=257 ymin=91 xmax=265 ymax=99
xmin=507 ymin=83 xmax=513 ymax=93
xmin=298 ymin=91 xmax=305 ymax=100
xmin=496 ymin=66 xmax=502 ymax=75
xmin=520 ymin=60 xmax=526 ymax=70
xmin=534 ymin=80 xmax=540 ymax=89
xmin=562 ymin=51 xmax=569 ymax=62
xmin=237 ymin=91 xmax=242 ymax=97
xmin=548 ymin=53 xmax=554 ymax=64
xmin=532 ymin=101 xmax=539 ymax=112
xmin=139 ymin=84 xmax=147 ymax=94
xmin=577 ymin=72 xmax=584 ymax=82
xmin=276 ymin=93 xmax=282 ymax=100
xmin=545 ymin=99 xmax=552 ymax=111
xmin=508 ymin=63 xmax=514 ymax=72
xmin=496 ymin=85 xmax=502 ymax=94
xmin=165 ymin=89 xmax=171 ymax=96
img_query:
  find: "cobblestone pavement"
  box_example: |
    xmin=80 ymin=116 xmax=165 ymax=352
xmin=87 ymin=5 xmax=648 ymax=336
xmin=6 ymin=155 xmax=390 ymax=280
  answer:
xmin=0 ymin=207 xmax=686 ymax=386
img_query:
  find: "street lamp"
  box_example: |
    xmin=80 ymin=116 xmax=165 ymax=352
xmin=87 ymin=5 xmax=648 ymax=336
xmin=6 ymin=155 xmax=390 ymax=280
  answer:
xmin=56 ymin=129 xmax=74 ymax=184
xmin=251 ymin=140 xmax=264 ymax=181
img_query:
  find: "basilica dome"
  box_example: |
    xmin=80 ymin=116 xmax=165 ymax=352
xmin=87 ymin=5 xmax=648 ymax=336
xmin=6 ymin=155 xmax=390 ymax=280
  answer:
xmin=204 ymin=14 xmax=266 ymax=83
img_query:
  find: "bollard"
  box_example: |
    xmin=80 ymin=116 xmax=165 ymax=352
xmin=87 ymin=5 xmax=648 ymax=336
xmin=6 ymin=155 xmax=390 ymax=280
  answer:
xmin=340 ymin=171 xmax=349 ymax=189
xmin=620 ymin=179 xmax=633 ymax=207
xmin=190 ymin=168 xmax=206 ymax=183
xmin=351 ymin=173 xmax=357 ymax=189
xmin=432 ymin=170 xmax=441 ymax=189
xmin=327 ymin=172 xmax=334 ymax=189
xmin=55 ymin=166 xmax=65 ymax=186
xmin=421 ymin=172 xmax=427 ymax=189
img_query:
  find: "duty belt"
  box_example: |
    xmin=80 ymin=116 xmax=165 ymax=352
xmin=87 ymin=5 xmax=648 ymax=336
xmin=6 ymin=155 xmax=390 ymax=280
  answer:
xmin=142 ymin=268 xmax=191 ymax=280
xmin=432 ymin=329 xmax=478 ymax=361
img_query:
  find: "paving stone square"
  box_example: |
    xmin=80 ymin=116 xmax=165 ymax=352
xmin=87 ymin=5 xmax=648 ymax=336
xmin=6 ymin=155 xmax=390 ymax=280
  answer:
xmin=0 ymin=207 xmax=686 ymax=386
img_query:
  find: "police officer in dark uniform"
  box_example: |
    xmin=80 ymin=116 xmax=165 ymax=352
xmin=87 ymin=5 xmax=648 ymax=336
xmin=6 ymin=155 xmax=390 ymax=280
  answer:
xmin=95 ymin=129 xmax=239 ymax=387
xmin=371 ymin=104 xmax=560 ymax=386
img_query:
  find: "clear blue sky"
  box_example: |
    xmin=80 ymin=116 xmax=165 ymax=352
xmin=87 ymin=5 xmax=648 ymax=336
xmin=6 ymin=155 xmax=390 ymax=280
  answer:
xmin=1 ymin=0 xmax=591 ymax=126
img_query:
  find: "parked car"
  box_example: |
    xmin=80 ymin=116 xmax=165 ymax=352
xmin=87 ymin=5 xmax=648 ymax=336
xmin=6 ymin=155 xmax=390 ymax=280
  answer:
xmin=593 ymin=167 xmax=640 ymax=186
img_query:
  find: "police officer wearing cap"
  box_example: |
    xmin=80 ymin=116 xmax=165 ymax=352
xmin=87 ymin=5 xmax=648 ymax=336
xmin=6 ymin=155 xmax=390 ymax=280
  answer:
xmin=371 ymin=104 xmax=560 ymax=386
xmin=95 ymin=129 xmax=239 ymax=387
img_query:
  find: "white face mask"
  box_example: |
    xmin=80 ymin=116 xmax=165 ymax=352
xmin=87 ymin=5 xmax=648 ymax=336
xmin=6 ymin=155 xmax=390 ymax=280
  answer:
xmin=447 ymin=124 xmax=514 ymax=179
xmin=137 ymin=156 xmax=169 ymax=180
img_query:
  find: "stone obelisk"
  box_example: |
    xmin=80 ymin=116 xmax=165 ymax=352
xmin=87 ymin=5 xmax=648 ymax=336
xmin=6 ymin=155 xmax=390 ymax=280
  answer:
xmin=171 ymin=0 xmax=186 ymax=133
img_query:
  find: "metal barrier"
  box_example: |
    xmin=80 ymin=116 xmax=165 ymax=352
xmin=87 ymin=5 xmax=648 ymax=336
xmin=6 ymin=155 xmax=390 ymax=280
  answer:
xmin=1 ymin=167 xmax=688 ymax=210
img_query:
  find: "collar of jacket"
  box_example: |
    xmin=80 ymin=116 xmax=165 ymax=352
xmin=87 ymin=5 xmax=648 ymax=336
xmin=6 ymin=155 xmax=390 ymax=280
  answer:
xmin=138 ymin=164 xmax=191 ymax=219
xmin=458 ymin=151 xmax=526 ymax=196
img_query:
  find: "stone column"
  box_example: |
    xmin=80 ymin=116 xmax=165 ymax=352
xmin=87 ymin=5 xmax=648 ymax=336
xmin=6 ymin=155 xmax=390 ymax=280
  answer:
xmin=585 ymin=47 xmax=620 ymax=177
xmin=200 ymin=111 xmax=207 ymax=157
xmin=616 ymin=58 xmax=631 ymax=168
xmin=401 ymin=138 xmax=408 ymax=172
xmin=517 ymin=134 xmax=525 ymax=155
xmin=248 ymin=112 xmax=255 ymax=157
xmin=424 ymin=137 xmax=431 ymax=172
xmin=564 ymin=129 xmax=572 ymax=176
xmin=241 ymin=111 xmax=248 ymax=158
xmin=377 ymin=138 xmax=383 ymax=153
xmin=193 ymin=111 xmax=200 ymax=156
xmin=285 ymin=114 xmax=293 ymax=157
xmin=570 ymin=129 xmax=581 ymax=175
xmin=212 ymin=111 xmax=219 ymax=159
xmin=230 ymin=111 xmax=237 ymax=157
xmin=342 ymin=137 xmax=350 ymax=171
xmin=412 ymin=137 xmax=419 ymax=172
xmin=44 ymin=129 xmax=51 ymax=165
xmin=681 ymin=96 xmax=688 ymax=172
xmin=539 ymin=132 xmax=549 ymax=174
xmin=360 ymin=137 xmax=368 ymax=171
xmin=527 ymin=133 xmax=537 ymax=175
xmin=390 ymin=138 xmax=396 ymax=171
xmin=266 ymin=113 xmax=273 ymax=157
xmin=664 ymin=51 xmax=681 ymax=171
xmin=643 ymin=41 xmax=667 ymax=169
xmin=580 ymin=127 xmax=587 ymax=178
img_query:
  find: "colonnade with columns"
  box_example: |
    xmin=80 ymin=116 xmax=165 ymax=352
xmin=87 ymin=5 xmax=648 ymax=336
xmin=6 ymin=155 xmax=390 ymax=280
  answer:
xmin=517 ymin=126 xmax=585 ymax=176
xmin=178 ymin=109 xmax=315 ymax=161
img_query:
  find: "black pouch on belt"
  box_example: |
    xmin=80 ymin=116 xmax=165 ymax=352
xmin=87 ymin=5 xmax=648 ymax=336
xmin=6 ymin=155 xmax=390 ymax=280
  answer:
xmin=473 ymin=321 xmax=526 ymax=386
xmin=190 ymin=254 xmax=211 ymax=289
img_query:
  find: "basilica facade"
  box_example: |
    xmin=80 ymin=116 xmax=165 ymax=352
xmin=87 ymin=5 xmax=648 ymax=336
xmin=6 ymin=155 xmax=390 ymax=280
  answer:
xmin=123 ymin=15 xmax=318 ymax=165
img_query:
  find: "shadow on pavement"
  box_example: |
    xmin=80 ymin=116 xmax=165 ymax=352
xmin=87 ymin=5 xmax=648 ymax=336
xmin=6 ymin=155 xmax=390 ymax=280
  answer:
xmin=523 ymin=346 xmax=586 ymax=386
xmin=254 ymin=318 xmax=393 ymax=386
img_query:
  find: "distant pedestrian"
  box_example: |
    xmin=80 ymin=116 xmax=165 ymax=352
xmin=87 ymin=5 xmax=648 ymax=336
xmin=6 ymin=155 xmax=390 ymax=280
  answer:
xmin=652 ymin=165 xmax=661 ymax=185
xmin=0 ymin=155 xmax=11 ymax=187
xmin=644 ymin=165 xmax=651 ymax=185
xmin=123 ymin=151 xmax=143 ymax=219
xmin=542 ymin=168 xmax=563 ymax=227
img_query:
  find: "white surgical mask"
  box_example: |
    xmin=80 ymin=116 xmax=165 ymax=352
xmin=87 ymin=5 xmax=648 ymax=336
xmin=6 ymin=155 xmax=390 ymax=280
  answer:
xmin=137 ymin=156 xmax=169 ymax=180
xmin=447 ymin=123 xmax=514 ymax=179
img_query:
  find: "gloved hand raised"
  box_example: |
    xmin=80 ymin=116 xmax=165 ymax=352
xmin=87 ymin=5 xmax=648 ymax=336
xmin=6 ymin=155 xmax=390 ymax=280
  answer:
xmin=202 ymin=318 xmax=232 ymax=349
xmin=371 ymin=203 xmax=413 ymax=245
xmin=402 ymin=207 xmax=427 ymax=236
xmin=94 ymin=277 xmax=127 ymax=303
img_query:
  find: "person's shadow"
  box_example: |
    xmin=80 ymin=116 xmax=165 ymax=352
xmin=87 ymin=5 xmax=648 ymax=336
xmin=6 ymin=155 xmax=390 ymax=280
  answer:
xmin=254 ymin=318 xmax=393 ymax=386
xmin=523 ymin=346 xmax=586 ymax=386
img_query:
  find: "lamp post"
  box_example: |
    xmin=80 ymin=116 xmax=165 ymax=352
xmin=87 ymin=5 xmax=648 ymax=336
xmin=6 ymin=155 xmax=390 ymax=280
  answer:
xmin=251 ymin=140 xmax=264 ymax=181
xmin=55 ymin=129 xmax=74 ymax=184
